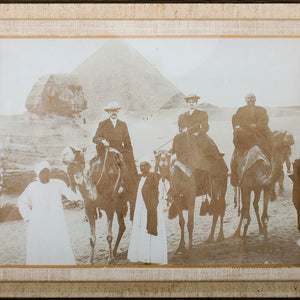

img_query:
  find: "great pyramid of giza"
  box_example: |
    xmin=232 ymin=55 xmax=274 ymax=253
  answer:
xmin=72 ymin=39 xmax=185 ymax=114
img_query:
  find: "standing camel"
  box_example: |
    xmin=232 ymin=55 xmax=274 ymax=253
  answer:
xmin=232 ymin=145 xmax=283 ymax=244
xmin=62 ymin=144 xmax=135 ymax=264
xmin=272 ymin=130 xmax=294 ymax=196
xmin=154 ymin=149 xmax=228 ymax=253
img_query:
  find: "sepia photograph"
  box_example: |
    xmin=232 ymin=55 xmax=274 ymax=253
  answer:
xmin=0 ymin=36 xmax=299 ymax=268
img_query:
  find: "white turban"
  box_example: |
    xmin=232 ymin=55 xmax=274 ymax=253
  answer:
xmin=245 ymin=92 xmax=256 ymax=100
xmin=34 ymin=161 xmax=51 ymax=176
xmin=139 ymin=156 xmax=151 ymax=165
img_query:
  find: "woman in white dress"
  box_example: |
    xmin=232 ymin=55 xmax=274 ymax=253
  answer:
xmin=18 ymin=161 xmax=81 ymax=265
xmin=127 ymin=157 xmax=168 ymax=265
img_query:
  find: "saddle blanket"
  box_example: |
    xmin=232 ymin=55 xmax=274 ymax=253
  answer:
xmin=173 ymin=160 xmax=193 ymax=177
xmin=238 ymin=145 xmax=270 ymax=181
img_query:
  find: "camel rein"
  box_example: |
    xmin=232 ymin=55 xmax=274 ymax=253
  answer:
xmin=96 ymin=147 xmax=109 ymax=187
xmin=154 ymin=123 xmax=202 ymax=152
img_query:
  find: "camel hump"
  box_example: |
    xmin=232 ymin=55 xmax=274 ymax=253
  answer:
xmin=238 ymin=145 xmax=270 ymax=181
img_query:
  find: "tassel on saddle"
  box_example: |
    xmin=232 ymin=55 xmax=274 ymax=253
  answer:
xmin=200 ymin=195 xmax=211 ymax=216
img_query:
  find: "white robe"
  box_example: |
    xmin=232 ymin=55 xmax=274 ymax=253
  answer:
xmin=127 ymin=176 xmax=168 ymax=264
xmin=18 ymin=179 xmax=78 ymax=265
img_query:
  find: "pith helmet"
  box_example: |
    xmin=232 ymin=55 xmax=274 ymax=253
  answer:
xmin=104 ymin=101 xmax=122 ymax=112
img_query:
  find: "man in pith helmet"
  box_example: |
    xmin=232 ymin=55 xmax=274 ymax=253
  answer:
xmin=93 ymin=101 xmax=138 ymax=220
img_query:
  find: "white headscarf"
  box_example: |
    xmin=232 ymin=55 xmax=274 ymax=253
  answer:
xmin=34 ymin=161 xmax=51 ymax=176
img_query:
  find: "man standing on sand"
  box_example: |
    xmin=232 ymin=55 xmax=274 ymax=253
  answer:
xmin=230 ymin=92 xmax=273 ymax=186
xmin=92 ymin=102 xmax=138 ymax=220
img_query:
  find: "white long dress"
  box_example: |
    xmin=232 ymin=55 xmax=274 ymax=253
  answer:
xmin=127 ymin=176 xmax=168 ymax=264
xmin=18 ymin=179 xmax=78 ymax=265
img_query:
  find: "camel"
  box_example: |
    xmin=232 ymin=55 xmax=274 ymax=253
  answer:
xmin=272 ymin=130 xmax=294 ymax=196
xmin=154 ymin=148 xmax=228 ymax=253
xmin=232 ymin=145 xmax=284 ymax=244
xmin=62 ymin=144 xmax=136 ymax=264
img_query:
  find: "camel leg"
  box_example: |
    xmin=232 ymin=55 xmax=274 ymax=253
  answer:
xmin=187 ymin=197 xmax=195 ymax=250
xmin=176 ymin=209 xmax=186 ymax=253
xmin=206 ymin=214 xmax=218 ymax=242
xmin=234 ymin=187 xmax=238 ymax=208
xmin=261 ymin=189 xmax=270 ymax=247
xmin=105 ymin=210 xmax=115 ymax=265
xmin=241 ymin=189 xmax=251 ymax=241
xmin=233 ymin=190 xmax=245 ymax=239
xmin=113 ymin=211 xmax=126 ymax=257
xmin=278 ymin=170 xmax=284 ymax=195
xmin=253 ymin=190 xmax=264 ymax=235
xmin=87 ymin=213 xmax=96 ymax=265
xmin=261 ymin=189 xmax=270 ymax=226
xmin=217 ymin=214 xmax=225 ymax=242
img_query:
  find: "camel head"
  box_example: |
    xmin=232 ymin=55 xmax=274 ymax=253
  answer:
xmin=62 ymin=145 xmax=86 ymax=173
xmin=153 ymin=149 xmax=172 ymax=178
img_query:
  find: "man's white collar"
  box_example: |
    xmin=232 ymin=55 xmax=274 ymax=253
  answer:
xmin=189 ymin=109 xmax=195 ymax=115
xmin=110 ymin=118 xmax=118 ymax=127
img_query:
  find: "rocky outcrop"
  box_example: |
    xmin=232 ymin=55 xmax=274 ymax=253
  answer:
xmin=26 ymin=74 xmax=87 ymax=117
xmin=0 ymin=115 xmax=92 ymax=194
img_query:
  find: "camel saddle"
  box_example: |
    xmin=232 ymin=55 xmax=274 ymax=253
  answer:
xmin=236 ymin=145 xmax=270 ymax=184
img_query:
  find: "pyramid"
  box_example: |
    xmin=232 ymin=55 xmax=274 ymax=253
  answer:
xmin=72 ymin=40 xmax=185 ymax=113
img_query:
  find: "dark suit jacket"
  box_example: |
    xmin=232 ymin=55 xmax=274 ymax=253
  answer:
xmin=93 ymin=118 xmax=137 ymax=175
xmin=232 ymin=105 xmax=273 ymax=157
xmin=93 ymin=118 xmax=133 ymax=154
xmin=141 ymin=173 xmax=160 ymax=236
xmin=232 ymin=105 xmax=269 ymax=132
xmin=178 ymin=109 xmax=209 ymax=135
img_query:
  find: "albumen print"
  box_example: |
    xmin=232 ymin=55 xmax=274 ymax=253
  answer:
xmin=0 ymin=38 xmax=299 ymax=266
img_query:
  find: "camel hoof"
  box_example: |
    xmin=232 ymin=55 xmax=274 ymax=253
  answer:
xmin=216 ymin=234 xmax=225 ymax=242
xmin=259 ymin=226 xmax=265 ymax=235
xmin=108 ymin=256 xmax=116 ymax=265
xmin=176 ymin=245 xmax=187 ymax=254
xmin=185 ymin=248 xmax=193 ymax=258
xmin=205 ymin=236 xmax=214 ymax=243
xmin=232 ymin=232 xmax=240 ymax=239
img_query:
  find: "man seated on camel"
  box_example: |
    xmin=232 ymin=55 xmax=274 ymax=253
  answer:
xmin=92 ymin=102 xmax=138 ymax=220
xmin=171 ymin=94 xmax=227 ymax=178
xmin=230 ymin=92 xmax=273 ymax=187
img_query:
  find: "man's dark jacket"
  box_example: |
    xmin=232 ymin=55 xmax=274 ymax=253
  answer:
xmin=232 ymin=105 xmax=273 ymax=157
xmin=93 ymin=118 xmax=137 ymax=174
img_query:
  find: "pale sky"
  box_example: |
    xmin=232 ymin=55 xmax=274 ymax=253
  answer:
xmin=1 ymin=38 xmax=300 ymax=115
